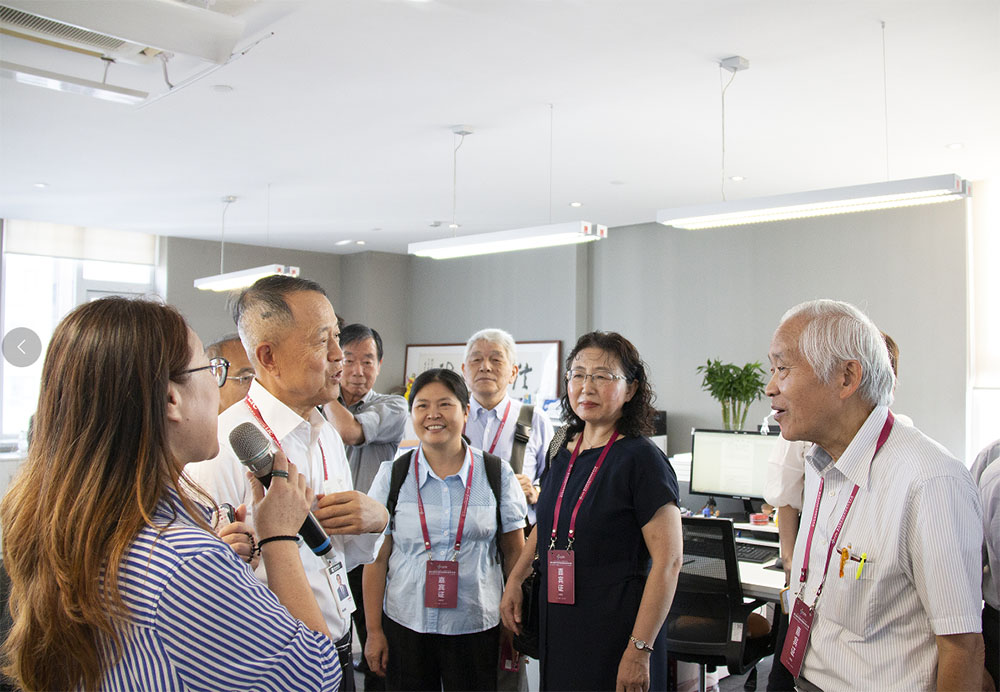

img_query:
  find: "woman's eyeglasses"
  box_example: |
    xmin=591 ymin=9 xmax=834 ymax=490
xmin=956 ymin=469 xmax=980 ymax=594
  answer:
xmin=183 ymin=357 xmax=230 ymax=388
xmin=565 ymin=370 xmax=629 ymax=387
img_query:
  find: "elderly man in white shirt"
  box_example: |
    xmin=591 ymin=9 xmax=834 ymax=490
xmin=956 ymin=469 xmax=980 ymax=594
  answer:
xmin=765 ymin=299 xmax=983 ymax=692
xmin=187 ymin=275 xmax=389 ymax=692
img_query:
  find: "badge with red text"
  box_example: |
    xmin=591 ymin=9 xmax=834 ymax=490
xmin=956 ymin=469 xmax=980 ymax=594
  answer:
xmin=547 ymin=550 xmax=575 ymax=604
xmin=780 ymin=597 xmax=814 ymax=677
xmin=425 ymin=560 xmax=459 ymax=608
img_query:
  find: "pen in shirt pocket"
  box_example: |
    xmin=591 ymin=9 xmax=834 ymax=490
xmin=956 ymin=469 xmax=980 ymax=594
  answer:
xmin=838 ymin=545 xmax=871 ymax=579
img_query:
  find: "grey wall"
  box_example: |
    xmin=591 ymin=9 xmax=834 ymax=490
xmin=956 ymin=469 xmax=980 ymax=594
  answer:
xmin=403 ymin=243 xmax=591 ymax=380
xmin=161 ymin=236 xmax=342 ymax=345
xmin=591 ymin=202 xmax=968 ymax=459
xmin=160 ymin=201 xmax=968 ymax=459
xmin=338 ymin=251 xmax=410 ymax=393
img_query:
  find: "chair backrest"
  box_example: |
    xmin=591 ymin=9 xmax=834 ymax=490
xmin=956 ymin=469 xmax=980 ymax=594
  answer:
xmin=665 ymin=516 xmax=773 ymax=676
xmin=675 ymin=516 xmax=745 ymax=604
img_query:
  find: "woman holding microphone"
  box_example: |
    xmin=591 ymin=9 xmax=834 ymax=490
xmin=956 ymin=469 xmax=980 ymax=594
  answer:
xmin=1 ymin=297 xmax=342 ymax=691
xmin=364 ymin=368 xmax=527 ymax=690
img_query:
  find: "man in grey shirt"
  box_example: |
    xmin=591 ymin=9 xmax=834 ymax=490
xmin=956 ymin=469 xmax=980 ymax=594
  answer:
xmin=325 ymin=323 xmax=407 ymax=690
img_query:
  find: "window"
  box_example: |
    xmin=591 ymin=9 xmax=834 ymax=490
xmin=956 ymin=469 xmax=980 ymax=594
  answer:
xmin=0 ymin=222 xmax=157 ymax=437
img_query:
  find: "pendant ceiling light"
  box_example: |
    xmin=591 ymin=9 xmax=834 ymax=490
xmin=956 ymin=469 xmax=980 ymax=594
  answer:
xmin=409 ymin=109 xmax=607 ymax=260
xmin=193 ymin=195 xmax=300 ymax=291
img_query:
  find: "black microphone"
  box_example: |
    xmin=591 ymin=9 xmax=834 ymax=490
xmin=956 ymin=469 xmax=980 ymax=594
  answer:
xmin=229 ymin=422 xmax=333 ymax=558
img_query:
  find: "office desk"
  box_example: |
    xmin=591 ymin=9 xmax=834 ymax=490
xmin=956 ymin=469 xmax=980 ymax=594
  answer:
xmin=738 ymin=559 xmax=785 ymax=601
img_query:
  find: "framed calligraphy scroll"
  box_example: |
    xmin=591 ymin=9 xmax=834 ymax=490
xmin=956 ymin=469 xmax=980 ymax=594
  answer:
xmin=403 ymin=340 xmax=562 ymax=404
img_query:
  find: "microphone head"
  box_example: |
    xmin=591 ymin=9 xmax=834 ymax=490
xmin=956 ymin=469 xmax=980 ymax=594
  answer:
xmin=229 ymin=422 xmax=273 ymax=477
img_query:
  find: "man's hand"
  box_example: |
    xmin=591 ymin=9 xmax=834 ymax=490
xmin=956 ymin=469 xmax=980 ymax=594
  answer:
xmin=314 ymin=490 xmax=389 ymax=535
xmin=515 ymin=474 xmax=539 ymax=504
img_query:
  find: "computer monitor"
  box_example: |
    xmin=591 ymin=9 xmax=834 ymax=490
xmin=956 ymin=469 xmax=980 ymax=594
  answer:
xmin=689 ymin=428 xmax=781 ymax=506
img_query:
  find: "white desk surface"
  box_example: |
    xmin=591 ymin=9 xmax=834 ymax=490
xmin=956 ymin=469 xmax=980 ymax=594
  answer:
xmin=738 ymin=559 xmax=785 ymax=601
xmin=733 ymin=521 xmax=779 ymax=535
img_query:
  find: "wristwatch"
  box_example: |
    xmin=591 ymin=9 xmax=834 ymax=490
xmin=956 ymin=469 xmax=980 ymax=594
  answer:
xmin=629 ymin=636 xmax=654 ymax=653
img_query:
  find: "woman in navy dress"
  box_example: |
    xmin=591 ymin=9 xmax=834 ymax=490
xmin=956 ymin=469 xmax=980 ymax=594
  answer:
xmin=501 ymin=331 xmax=682 ymax=692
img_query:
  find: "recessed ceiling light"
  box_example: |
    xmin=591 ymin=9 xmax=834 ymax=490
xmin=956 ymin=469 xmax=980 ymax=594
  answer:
xmin=33 ymin=182 xmax=48 ymax=188
xmin=371 ymin=227 xmax=382 ymax=232
xmin=610 ymin=180 xmax=625 ymax=186
xmin=210 ymin=84 xmax=234 ymax=93
xmin=945 ymin=142 xmax=964 ymax=150
xmin=356 ymin=240 xmax=366 ymax=246
xmin=448 ymin=223 xmax=460 ymax=229
xmin=569 ymin=201 xmax=583 ymax=208
xmin=335 ymin=239 xmax=352 ymax=246
xmin=729 ymin=175 xmax=745 ymax=182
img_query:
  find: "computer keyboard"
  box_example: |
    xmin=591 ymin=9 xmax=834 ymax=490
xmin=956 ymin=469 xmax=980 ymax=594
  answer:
xmin=735 ymin=543 xmax=780 ymax=563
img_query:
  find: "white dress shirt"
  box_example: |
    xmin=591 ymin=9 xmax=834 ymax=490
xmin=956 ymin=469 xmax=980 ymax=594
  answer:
xmin=971 ymin=438 xmax=1000 ymax=610
xmin=791 ymin=406 xmax=982 ymax=691
xmin=466 ymin=394 xmax=553 ymax=524
xmin=186 ymin=379 xmax=384 ymax=640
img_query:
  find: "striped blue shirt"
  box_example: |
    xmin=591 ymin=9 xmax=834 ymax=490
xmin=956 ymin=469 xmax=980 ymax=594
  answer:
xmin=97 ymin=490 xmax=341 ymax=691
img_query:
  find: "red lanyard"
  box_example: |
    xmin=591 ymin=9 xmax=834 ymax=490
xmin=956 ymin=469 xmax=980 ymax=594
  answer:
xmin=244 ymin=395 xmax=328 ymax=481
xmin=549 ymin=429 xmax=619 ymax=550
xmin=414 ymin=446 xmax=475 ymax=558
xmin=485 ymin=400 xmax=512 ymax=455
xmin=798 ymin=411 xmax=895 ymax=597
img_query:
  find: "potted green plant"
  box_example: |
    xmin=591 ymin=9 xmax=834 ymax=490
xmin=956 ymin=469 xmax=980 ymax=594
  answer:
xmin=696 ymin=359 xmax=767 ymax=430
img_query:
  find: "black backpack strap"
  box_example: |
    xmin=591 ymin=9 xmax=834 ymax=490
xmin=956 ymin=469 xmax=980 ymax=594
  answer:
xmin=385 ymin=450 xmax=414 ymax=533
xmin=508 ymin=404 xmax=534 ymax=476
xmin=483 ymin=451 xmax=506 ymax=562
xmin=540 ymin=425 xmax=569 ymax=487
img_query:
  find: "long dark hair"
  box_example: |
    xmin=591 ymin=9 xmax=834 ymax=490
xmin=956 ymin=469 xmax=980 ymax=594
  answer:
xmin=1 ymin=297 xmax=210 ymax=691
xmin=559 ymin=331 xmax=656 ymax=437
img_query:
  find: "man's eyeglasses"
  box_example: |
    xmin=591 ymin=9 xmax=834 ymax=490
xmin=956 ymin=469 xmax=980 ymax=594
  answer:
xmin=565 ymin=370 xmax=629 ymax=387
xmin=184 ymin=357 xmax=230 ymax=388
xmin=227 ymin=373 xmax=255 ymax=386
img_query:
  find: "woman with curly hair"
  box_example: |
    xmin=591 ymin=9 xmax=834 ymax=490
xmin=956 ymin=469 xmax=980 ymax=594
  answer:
xmin=501 ymin=331 xmax=683 ymax=691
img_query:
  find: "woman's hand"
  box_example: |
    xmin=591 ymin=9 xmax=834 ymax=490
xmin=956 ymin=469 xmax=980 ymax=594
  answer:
xmin=217 ymin=503 xmax=260 ymax=569
xmin=247 ymin=450 xmax=312 ymax=539
xmin=615 ymin=647 xmax=651 ymax=692
xmin=500 ymin=576 xmax=524 ymax=634
xmin=365 ymin=629 xmax=389 ymax=678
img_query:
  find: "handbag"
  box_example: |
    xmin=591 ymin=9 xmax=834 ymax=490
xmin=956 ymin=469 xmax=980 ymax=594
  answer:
xmin=512 ymin=562 xmax=540 ymax=658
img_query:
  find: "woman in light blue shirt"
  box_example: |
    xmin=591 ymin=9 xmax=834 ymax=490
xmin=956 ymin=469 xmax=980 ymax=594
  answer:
xmin=364 ymin=368 xmax=527 ymax=691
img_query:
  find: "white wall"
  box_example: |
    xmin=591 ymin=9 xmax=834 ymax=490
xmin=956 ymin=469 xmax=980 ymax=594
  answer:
xmin=591 ymin=202 xmax=968 ymax=459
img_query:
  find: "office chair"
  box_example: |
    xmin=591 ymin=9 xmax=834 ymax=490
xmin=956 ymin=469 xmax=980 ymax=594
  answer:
xmin=666 ymin=516 xmax=776 ymax=692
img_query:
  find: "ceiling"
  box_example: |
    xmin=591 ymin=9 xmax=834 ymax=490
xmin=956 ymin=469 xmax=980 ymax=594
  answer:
xmin=1 ymin=0 xmax=998 ymax=256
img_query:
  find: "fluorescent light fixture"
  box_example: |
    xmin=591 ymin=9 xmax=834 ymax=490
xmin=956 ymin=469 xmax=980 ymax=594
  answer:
xmin=657 ymin=174 xmax=970 ymax=230
xmin=1 ymin=61 xmax=148 ymax=104
xmin=408 ymin=221 xmax=607 ymax=260
xmin=194 ymin=264 xmax=300 ymax=292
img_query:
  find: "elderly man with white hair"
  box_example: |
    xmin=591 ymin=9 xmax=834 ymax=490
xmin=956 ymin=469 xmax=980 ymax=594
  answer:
xmin=766 ymin=299 xmax=983 ymax=692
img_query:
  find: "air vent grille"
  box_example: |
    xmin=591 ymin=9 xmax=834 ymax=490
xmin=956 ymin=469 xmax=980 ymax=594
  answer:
xmin=0 ymin=5 xmax=128 ymax=51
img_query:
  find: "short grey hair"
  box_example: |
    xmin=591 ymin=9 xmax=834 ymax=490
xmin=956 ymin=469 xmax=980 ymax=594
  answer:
xmin=781 ymin=299 xmax=895 ymax=407
xmin=464 ymin=328 xmax=517 ymax=364
xmin=205 ymin=333 xmax=241 ymax=360
xmin=230 ymin=275 xmax=327 ymax=367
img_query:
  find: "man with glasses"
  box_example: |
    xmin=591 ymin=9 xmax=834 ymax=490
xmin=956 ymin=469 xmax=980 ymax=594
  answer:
xmin=206 ymin=334 xmax=256 ymax=413
xmin=188 ymin=276 xmax=387 ymax=692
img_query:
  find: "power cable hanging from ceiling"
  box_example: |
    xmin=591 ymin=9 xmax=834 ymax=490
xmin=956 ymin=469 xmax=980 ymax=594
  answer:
xmin=718 ymin=56 xmax=748 ymax=201
xmin=548 ymin=103 xmax=554 ymax=224
xmin=450 ymin=125 xmax=472 ymax=234
xmin=881 ymin=20 xmax=890 ymax=181
xmin=219 ymin=195 xmax=236 ymax=274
